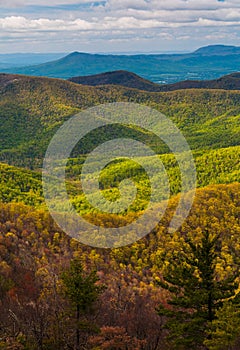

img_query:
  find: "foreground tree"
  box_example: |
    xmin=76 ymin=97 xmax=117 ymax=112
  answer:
xmin=157 ymin=230 xmax=239 ymax=349
xmin=204 ymin=296 xmax=240 ymax=350
xmin=61 ymin=258 xmax=104 ymax=350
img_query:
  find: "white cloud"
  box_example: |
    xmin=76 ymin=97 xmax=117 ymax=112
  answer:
xmin=0 ymin=0 xmax=98 ymax=7
xmin=0 ymin=16 xmax=94 ymax=31
xmin=1 ymin=12 xmax=240 ymax=34
xmin=1 ymin=0 xmax=240 ymax=52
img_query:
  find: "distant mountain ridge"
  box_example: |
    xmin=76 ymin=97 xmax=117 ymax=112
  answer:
xmin=69 ymin=71 xmax=240 ymax=92
xmin=193 ymin=45 xmax=240 ymax=56
xmin=2 ymin=45 xmax=240 ymax=84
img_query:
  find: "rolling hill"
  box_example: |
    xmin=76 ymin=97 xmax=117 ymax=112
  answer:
xmin=69 ymin=71 xmax=240 ymax=92
xmin=2 ymin=45 xmax=240 ymax=83
xmin=159 ymin=72 xmax=240 ymax=91
xmin=1 ymin=73 xmax=240 ymax=169
xmin=0 ymin=181 xmax=239 ymax=348
xmin=69 ymin=70 xmax=162 ymax=92
xmin=0 ymin=57 xmax=240 ymax=349
xmin=1 ymin=144 xmax=239 ymax=212
xmin=0 ymin=72 xmax=239 ymax=215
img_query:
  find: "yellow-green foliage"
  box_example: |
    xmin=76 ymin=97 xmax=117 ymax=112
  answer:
xmin=1 ymin=74 xmax=240 ymax=168
xmin=0 ymin=183 xmax=239 ymax=349
xmin=0 ymin=145 xmax=239 ymax=211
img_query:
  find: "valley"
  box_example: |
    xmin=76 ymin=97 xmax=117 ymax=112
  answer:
xmin=0 ymin=69 xmax=239 ymax=349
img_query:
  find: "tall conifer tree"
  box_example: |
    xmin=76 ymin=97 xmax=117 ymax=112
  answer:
xmin=157 ymin=231 xmax=238 ymax=349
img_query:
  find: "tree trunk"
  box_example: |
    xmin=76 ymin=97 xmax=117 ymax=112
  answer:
xmin=76 ymin=305 xmax=80 ymax=350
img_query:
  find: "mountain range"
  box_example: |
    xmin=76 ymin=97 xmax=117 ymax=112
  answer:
xmin=0 ymin=71 xmax=239 ymax=220
xmin=0 ymin=54 xmax=240 ymax=349
xmin=1 ymin=72 xmax=240 ymax=170
xmin=2 ymin=45 xmax=240 ymax=84
xmin=69 ymin=71 xmax=240 ymax=92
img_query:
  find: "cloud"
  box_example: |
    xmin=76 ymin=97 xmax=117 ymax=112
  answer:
xmin=0 ymin=0 xmax=100 ymax=7
xmin=1 ymin=11 xmax=240 ymax=34
xmin=1 ymin=0 xmax=240 ymax=52
xmin=106 ymin=0 xmax=240 ymax=11
xmin=0 ymin=16 xmax=94 ymax=31
xmin=2 ymin=0 xmax=240 ymax=11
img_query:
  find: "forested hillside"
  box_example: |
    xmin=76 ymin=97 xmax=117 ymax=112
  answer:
xmin=1 ymin=73 xmax=240 ymax=168
xmin=69 ymin=71 xmax=240 ymax=92
xmin=69 ymin=70 xmax=162 ymax=92
xmin=0 ymin=183 xmax=239 ymax=349
xmin=1 ymin=144 xmax=239 ymax=213
xmin=0 ymin=72 xmax=240 ymax=349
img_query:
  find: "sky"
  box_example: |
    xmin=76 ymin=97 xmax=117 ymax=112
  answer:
xmin=0 ymin=0 xmax=240 ymax=53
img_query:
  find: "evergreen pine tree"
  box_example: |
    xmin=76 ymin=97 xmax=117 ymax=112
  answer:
xmin=204 ymin=295 xmax=240 ymax=350
xmin=61 ymin=258 xmax=104 ymax=350
xmin=157 ymin=231 xmax=238 ymax=349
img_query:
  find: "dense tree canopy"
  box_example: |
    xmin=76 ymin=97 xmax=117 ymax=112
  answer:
xmin=0 ymin=183 xmax=239 ymax=349
xmin=0 ymin=73 xmax=239 ymax=349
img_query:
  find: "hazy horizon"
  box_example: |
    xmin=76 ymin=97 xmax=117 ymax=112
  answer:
xmin=0 ymin=44 xmax=236 ymax=55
